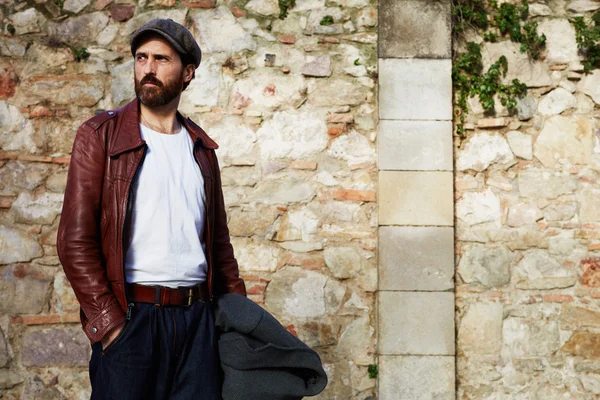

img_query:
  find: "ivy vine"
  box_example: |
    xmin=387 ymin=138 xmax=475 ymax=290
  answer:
xmin=451 ymin=0 xmax=545 ymax=135
xmin=278 ymin=0 xmax=295 ymax=19
xmin=571 ymin=11 xmax=600 ymax=72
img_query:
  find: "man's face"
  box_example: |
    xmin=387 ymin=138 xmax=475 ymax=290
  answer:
xmin=134 ymin=35 xmax=188 ymax=107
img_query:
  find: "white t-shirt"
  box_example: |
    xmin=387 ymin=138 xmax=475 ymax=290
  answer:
xmin=124 ymin=123 xmax=208 ymax=288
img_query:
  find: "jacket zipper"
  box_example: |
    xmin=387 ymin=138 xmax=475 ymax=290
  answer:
xmin=121 ymin=145 xmax=147 ymax=306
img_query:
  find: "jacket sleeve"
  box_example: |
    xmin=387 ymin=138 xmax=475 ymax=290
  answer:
xmin=211 ymin=151 xmax=246 ymax=296
xmin=57 ymin=123 xmax=126 ymax=344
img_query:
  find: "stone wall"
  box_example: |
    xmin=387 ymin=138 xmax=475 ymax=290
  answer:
xmin=0 ymin=0 xmax=378 ymax=398
xmin=456 ymin=2 xmax=600 ymax=398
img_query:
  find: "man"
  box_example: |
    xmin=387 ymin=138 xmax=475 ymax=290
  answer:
xmin=57 ymin=19 xmax=246 ymax=399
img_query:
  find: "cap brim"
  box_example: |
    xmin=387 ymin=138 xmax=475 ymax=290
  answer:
xmin=130 ymin=27 xmax=188 ymax=59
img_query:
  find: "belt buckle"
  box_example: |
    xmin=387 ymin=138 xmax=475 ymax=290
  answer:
xmin=187 ymin=287 xmax=194 ymax=306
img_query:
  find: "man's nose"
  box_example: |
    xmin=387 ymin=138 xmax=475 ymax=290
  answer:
xmin=143 ymin=58 xmax=156 ymax=75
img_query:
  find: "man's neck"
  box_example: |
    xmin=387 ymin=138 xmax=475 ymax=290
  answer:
xmin=139 ymin=97 xmax=181 ymax=134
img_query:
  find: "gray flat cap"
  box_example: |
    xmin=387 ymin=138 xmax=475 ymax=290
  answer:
xmin=130 ymin=18 xmax=202 ymax=68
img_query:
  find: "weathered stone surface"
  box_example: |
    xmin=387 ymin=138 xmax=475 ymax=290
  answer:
xmin=265 ymin=267 xmax=345 ymax=319
xmin=328 ymin=130 xmax=375 ymax=166
xmin=482 ymin=42 xmax=552 ymax=87
xmin=309 ymin=79 xmax=370 ymax=107
xmin=231 ymin=237 xmax=281 ymax=272
xmin=581 ymin=258 xmax=600 ymax=288
xmin=64 ymin=0 xmax=91 ymax=13
xmin=580 ymin=374 xmax=600 ymax=395
xmin=0 ymin=161 xmax=50 ymax=193
xmin=9 ymin=8 xmax=46 ymax=35
xmin=538 ymin=88 xmax=577 ymax=115
xmin=507 ymin=202 xmax=544 ymax=227
xmin=0 ymin=370 xmax=24 ymax=390
xmin=274 ymin=208 xmax=319 ymax=241
xmin=48 ymin=12 xmax=109 ymax=43
xmin=252 ymin=180 xmax=315 ymax=204
xmin=538 ymin=19 xmax=581 ymax=64
xmin=561 ymin=332 xmax=600 ymax=359
xmin=456 ymin=188 xmax=501 ymax=226
xmin=380 ymin=171 xmax=454 ymax=226
xmin=324 ymin=246 xmax=362 ymax=279
xmin=459 ymin=303 xmax=503 ymax=355
xmin=534 ymin=115 xmax=592 ymax=168
xmin=379 ymin=226 xmax=454 ymax=291
xmin=203 ymin=118 xmax=257 ymax=162
xmin=52 ymin=271 xmax=79 ymax=314
xmin=110 ymin=3 xmax=135 ymax=21
xmin=379 ymin=0 xmax=451 ymax=58
xmin=12 ymin=191 xmax=63 ymax=225
xmin=544 ymin=202 xmax=577 ymax=221
xmin=379 ymin=292 xmax=455 ymax=355
xmin=378 ymin=120 xmax=453 ymax=171
xmin=245 ymin=0 xmax=279 ymax=16
xmin=0 ymin=37 xmax=27 ymax=57
xmin=379 ymin=58 xmax=452 ymax=120
xmin=0 ymin=101 xmax=37 ymax=153
xmin=21 ymin=43 xmax=74 ymax=78
xmin=179 ymin=57 xmax=222 ymax=112
xmin=256 ymin=111 xmax=328 ymax=160
xmin=560 ymin=305 xmax=600 ymax=329
xmin=0 ymin=327 xmax=7 ymax=367
xmin=379 ymin=356 xmax=454 ymax=400
xmin=518 ymin=168 xmax=577 ymax=199
xmin=516 ymin=95 xmax=537 ymax=121
xmin=230 ymin=69 xmax=306 ymax=109
xmin=579 ymin=186 xmax=600 ymax=223
xmin=46 ymin=170 xmax=68 ymax=193
xmin=0 ymin=265 xmax=51 ymax=314
xmin=577 ymin=69 xmax=600 ymax=104
xmin=22 ymin=327 xmax=89 ymax=367
xmin=515 ymin=250 xmax=576 ymax=289
xmin=337 ymin=315 xmax=373 ymax=360
xmin=530 ymin=3 xmax=552 ymax=16
xmin=23 ymin=376 xmax=67 ymax=400
xmin=357 ymin=7 xmax=377 ymax=28
xmin=502 ymin=318 xmax=560 ymax=358
xmin=227 ymin=207 xmax=278 ymax=237
xmin=568 ymin=0 xmax=600 ymax=12
xmin=0 ymin=226 xmax=43 ymax=265
xmin=301 ymin=55 xmax=331 ymax=77
xmin=457 ymin=133 xmax=514 ymax=172
xmin=110 ymin=60 xmax=134 ymax=107
xmin=458 ymin=245 xmax=513 ymax=287
xmin=304 ymin=7 xmax=344 ymax=35
xmin=506 ymin=130 xmax=533 ymax=160
xmin=17 ymin=74 xmax=104 ymax=107
xmin=123 ymin=9 xmax=187 ymax=35
xmin=191 ymin=7 xmax=256 ymax=53
xmin=0 ymin=62 xmax=16 ymax=100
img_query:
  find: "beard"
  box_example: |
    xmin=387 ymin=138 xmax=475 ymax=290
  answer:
xmin=134 ymin=73 xmax=183 ymax=107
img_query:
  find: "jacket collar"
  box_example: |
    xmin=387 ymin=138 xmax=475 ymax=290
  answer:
xmin=108 ymin=98 xmax=219 ymax=157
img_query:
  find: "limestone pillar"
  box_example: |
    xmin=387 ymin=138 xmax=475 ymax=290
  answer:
xmin=377 ymin=0 xmax=456 ymax=398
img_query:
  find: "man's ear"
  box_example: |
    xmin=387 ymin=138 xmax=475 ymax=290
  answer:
xmin=183 ymin=64 xmax=195 ymax=83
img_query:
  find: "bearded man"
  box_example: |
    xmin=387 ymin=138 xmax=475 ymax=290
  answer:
xmin=57 ymin=19 xmax=246 ymax=400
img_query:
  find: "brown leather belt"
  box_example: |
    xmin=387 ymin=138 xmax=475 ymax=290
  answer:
xmin=126 ymin=282 xmax=209 ymax=306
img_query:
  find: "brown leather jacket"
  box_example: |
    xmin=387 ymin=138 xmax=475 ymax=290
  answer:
xmin=57 ymin=99 xmax=246 ymax=344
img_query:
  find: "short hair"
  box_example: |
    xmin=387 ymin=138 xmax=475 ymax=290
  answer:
xmin=180 ymin=53 xmax=195 ymax=91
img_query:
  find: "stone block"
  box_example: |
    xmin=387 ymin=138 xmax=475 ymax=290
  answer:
xmin=379 ymin=356 xmax=455 ymax=400
xmin=378 ymin=292 xmax=455 ymax=355
xmin=379 ymin=226 xmax=454 ymax=291
xmin=0 ymin=265 xmax=51 ymax=315
xmin=379 ymin=171 xmax=453 ymax=226
xmin=379 ymin=0 xmax=451 ymax=58
xmin=380 ymin=58 xmax=451 ymax=120
xmin=378 ymin=120 xmax=453 ymax=171
xmin=22 ymin=327 xmax=89 ymax=367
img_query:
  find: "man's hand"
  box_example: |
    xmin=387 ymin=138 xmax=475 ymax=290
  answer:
xmin=101 ymin=321 xmax=126 ymax=349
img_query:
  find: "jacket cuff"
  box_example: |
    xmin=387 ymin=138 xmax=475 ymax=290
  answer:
xmin=83 ymin=302 xmax=126 ymax=344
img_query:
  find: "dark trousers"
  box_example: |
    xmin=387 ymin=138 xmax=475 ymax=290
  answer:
xmin=89 ymin=300 xmax=221 ymax=400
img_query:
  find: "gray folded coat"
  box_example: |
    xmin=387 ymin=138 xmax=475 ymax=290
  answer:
xmin=214 ymin=294 xmax=328 ymax=400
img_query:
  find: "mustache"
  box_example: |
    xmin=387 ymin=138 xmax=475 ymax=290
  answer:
xmin=140 ymin=75 xmax=163 ymax=87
